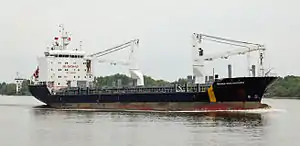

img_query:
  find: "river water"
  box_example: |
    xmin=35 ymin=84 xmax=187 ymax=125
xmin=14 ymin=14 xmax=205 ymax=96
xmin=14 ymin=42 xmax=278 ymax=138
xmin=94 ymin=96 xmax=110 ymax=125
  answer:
xmin=0 ymin=95 xmax=299 ymax=146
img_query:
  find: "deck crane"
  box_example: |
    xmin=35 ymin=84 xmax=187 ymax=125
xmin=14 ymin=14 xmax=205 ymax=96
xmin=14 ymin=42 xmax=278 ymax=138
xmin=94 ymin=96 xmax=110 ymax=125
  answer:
xmin=86 ymin=39 xmax=144 ymax=86
xmin=192 ymin=33 xmax=266 ymax=84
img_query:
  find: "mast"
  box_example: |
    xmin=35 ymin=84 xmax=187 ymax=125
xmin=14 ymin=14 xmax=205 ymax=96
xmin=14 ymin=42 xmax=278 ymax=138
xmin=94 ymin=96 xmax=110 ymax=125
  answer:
xmin=58 ymin=24 xmax=71 ymax=50
xmin=59 ymin=24 xmax=65 ymax=50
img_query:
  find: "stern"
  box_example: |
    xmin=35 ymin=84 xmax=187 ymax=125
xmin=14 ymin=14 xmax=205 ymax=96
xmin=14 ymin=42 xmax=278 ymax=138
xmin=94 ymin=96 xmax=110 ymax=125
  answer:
xmin=28 ymin=84 xmax=52 ymax=105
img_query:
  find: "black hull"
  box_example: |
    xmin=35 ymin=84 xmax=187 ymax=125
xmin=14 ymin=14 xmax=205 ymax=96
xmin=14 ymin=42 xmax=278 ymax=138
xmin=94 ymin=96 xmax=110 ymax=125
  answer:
xmin=28 ymin=76 xmax=277 ymax=111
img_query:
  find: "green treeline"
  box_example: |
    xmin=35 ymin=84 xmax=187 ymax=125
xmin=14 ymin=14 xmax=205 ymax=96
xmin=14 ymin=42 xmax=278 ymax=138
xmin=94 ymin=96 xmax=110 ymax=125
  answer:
xmin=0 ymin=74 xmax=300 ymax=99
xmin=265 ymin=75 xmax=300 ymax=99
xmin=0 ymin=82 xmax=16 ymax=95
xmin=0 ymin=80 xmax=31 ymax=96
xmin=93 ymin=73 xmax=188 ymax=87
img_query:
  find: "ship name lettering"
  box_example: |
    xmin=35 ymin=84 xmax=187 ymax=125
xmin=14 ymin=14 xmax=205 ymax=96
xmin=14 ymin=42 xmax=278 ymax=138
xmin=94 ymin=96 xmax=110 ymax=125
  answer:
xmin=217 ymin=81 xmax=244 ymax=85
xmin=63 ymin=65 xmax=79 ymax=68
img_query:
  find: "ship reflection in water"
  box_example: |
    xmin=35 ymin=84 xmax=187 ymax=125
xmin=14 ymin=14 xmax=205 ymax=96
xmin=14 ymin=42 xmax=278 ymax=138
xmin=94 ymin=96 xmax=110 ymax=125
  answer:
xmin=2 ymin=97 xmax=298 ymax=146
xmin=30 ymin=106 xmax=268 ymax=146
xmin=32 ymin=105 xmax=266 ymax=127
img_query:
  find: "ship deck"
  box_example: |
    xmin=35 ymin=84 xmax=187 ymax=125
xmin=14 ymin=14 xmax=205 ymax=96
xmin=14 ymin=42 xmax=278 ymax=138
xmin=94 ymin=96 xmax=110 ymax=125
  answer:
xmin=55 ymin=83 xmax=213 ymax=96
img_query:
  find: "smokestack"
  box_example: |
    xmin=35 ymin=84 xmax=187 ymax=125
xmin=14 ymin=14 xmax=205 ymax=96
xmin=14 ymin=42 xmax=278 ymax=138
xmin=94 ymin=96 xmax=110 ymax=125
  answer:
xmin=251 ymin=65 xmax=256 ymax=77
xmin=228 ymin=64 xmax=232 ymax=78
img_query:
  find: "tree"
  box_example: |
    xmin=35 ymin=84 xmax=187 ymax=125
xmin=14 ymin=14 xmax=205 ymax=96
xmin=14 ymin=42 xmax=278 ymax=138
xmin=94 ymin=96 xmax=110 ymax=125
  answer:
xmin=20 ymin=80 xmax=31 ymax=95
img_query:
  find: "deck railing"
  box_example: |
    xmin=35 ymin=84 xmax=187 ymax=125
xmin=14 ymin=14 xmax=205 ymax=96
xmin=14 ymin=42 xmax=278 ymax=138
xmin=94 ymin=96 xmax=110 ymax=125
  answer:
xmin=55 ymin=83 xmax=212 ymax=96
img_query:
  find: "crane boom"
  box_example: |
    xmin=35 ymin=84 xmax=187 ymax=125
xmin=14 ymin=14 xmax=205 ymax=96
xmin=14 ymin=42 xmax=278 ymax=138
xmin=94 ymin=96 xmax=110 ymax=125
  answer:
xmin=86 ymin=39 xmax=144 ymax=86
xmin=191 ymin=33 xmax=266 ymax=84
xmin=87 ymin=39 xmax=139 ymax=58
xmin=98 ymin=59 xmax=130 ymax=66
xmin=200 ymin=33 xmax=262 ymax=46
xmin=203 ymin=46 xmax=265 ymax=61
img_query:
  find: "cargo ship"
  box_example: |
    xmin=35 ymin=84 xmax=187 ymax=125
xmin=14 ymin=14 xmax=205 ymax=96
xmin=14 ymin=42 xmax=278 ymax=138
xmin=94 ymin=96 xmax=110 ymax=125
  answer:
xmin=28 ymin=25 xmax=278 ymax=111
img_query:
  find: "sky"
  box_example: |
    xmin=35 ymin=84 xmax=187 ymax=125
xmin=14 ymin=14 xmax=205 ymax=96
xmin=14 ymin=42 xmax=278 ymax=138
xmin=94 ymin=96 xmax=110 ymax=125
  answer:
xmin=0 ymin=0 xmax=299 ymax=82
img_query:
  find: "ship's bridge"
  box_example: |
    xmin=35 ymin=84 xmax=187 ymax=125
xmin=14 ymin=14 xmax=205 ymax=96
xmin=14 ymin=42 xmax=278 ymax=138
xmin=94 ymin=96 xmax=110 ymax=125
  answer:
xmin=37 ymin=48 xmax=93 ymax=91
xmin=44 ymin=50 xmax=86 ymax=58
xmin=33 ymin=24 xmax=94 ymax=92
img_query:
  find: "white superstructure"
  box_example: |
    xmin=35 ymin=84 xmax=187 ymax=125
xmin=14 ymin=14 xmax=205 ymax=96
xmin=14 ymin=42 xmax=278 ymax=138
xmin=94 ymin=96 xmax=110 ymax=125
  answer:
xmin=32 ymin=24 xmax=93 ymax=91
xmin=32 ymin=24 xmax=144 ymax=92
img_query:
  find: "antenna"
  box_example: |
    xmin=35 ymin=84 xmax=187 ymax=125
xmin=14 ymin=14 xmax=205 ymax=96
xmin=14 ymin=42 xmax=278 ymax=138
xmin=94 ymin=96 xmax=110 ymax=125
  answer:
xmin=259 ymin=48 xmax=265 ymax=76
xmin=59 ymin=24 xmax=64 ymax=36
xmin=16 ymin=72 xmax=19 ymax=78
xmin=58 ymin=24 xmax=72 ymax=50
xmin=80 ymin=41 xmax=83 ymax=50
xmin=59 ymin=24 xmax=64 ymax=50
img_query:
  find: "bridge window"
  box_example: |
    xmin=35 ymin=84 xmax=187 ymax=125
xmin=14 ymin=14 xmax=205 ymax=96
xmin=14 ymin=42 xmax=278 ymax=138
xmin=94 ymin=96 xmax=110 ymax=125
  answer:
xmin=58 ymin=69 xmax=62 ymax=71
xmin=58 ymin=76 xmax=62 ymax=78
xmin=65 ymin=69 xmax=68 ymax=71
xmin=65 ymin=62 xmax=68 ymax=64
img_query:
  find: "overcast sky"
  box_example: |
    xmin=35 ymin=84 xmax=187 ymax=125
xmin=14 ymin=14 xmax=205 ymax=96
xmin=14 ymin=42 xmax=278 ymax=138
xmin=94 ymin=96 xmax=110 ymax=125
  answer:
xmin=0 ymin=0 xmax=299 ymax=82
